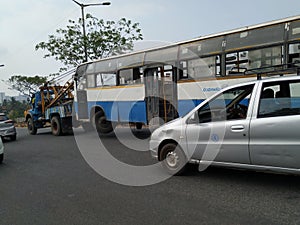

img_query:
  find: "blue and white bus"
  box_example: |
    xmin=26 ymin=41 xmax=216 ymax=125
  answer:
xmin=73 ymin=15 xmax=300 ymax=133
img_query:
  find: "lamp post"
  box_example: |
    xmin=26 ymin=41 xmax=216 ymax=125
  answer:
xmin=72 ymin=0 xmax=111 ymax=62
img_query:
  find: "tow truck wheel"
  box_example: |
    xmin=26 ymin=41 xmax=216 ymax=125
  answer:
xmin=94 ymin=111 xmax=113 ymax=134
xmin=51 ymin=116 xmax=62 ymax=136
xmin=27 ymin=117 xmax=37 ymax=135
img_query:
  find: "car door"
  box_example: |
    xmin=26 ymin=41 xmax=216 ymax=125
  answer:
xmin=250 ymin=79 xmax=300 ymax=169
xmin=185 ymin=84 xmax=255 ymax=165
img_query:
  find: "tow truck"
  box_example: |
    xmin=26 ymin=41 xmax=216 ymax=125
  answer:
xmin=24 ymin=81 xmax=74 ymax=136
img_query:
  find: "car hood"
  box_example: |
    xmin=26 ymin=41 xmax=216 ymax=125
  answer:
xmin=151 ymin=117 xmax=185 ymax=140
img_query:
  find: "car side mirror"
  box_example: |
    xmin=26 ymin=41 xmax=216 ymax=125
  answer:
xmin=187 ymin=112 xmax=198 ymax=124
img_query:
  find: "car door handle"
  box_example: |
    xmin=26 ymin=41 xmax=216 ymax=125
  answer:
xmin=231 ymin=125 xmax=245 ymax=132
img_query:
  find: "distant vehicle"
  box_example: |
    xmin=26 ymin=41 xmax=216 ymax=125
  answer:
xmin=0 ymin=113 xmax=16 ymax=141
xmin=150 ymin=73 xmax=300 ymax=175
xmin=24 ymin=82 xmax=74 ymax=136
xmin=0 ymin=136 xmax=4 ymax=163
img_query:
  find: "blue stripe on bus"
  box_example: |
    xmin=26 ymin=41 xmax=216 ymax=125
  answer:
xmin=87 ymin=100 xmax=148 ymax=123
xmin=84 ymin=99 xmax=205 ymax=122
xmin=177 ymin=99 xmax=204 ymax=116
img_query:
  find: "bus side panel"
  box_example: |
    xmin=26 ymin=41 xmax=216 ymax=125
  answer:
xmin=88 ymin=100 xmax=147 ymax=124
xmin=129 ymin=101 xmax=147 ymax=124
xmin=118 ymin=101 xmax=147 ymax=124
xmin=88 ymin=101 xmax=118 ymax=122
xmin=177 ymin=99 xmax=203 ymax=117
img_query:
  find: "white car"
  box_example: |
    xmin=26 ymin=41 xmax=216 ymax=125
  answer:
xmin=0 ymin=113 xmax=17 ymax=141
xmin=150 ymin=75 xmax=300 ymax=175
xmin=0 ymin=137 xmax=4 ymax=163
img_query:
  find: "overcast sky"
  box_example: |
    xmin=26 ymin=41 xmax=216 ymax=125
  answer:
xmin=1 ymin=0 xmax=300 ymax=95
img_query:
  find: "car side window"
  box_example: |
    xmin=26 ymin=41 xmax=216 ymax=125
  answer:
xmin=196 ymin=84 xmax=254 ymax=123
xmin=258 ymin=80 xmax=300 ymax=118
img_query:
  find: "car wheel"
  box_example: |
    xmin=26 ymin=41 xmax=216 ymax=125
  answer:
xmin=159 ymin=143 xmax=187 ymax=175
xmin=27 ymin=117 xmax=37 ymax=135
xmin=0 ymin=153 xmax=3 ymax=164
xmin=93 ymin=111 xmax=113 ymax=134
xmin=51 ymin=116 xmax=62 ymax=136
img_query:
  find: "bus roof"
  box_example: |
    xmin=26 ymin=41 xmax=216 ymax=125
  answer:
xmin=78 ymin=14 xmax=300 ymax=67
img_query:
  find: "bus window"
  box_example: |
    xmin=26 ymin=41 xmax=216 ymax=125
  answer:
xmin=87 ymin=74 xmax=96 ymax=88
xmin=102 ymin=73 xmax=117 ymax=86
xmin=96 ymin=74 xmax=103 ymax=87
xmin=179 ymin=61 xmax=188 ymax=79
xmin=119 ymin=69 xmax=133 ymax=85
xmin=226 ymin=52 xmax=249 ymax=75
xmin=187 ymin=56 xmax=216 ymax=79
xmin=95 ymin=73 xmax=116 ymax=86
xmin=216 ymin=55 xmax=221 ymax=76
xmin=288 ymin=43 xmax=300 ymax=66
xmin=119 ymin=68 xmax=141 ymax=85
xmin=248 ymin=46 xmax=282 ymax=70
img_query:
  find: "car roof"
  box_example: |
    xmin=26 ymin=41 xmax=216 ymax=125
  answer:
xmin=260 ymin=74 xmax=300 ymax=82
xmin=223 ymin=74 xmax=300 ymax=91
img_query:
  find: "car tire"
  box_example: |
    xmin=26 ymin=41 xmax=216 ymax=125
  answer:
xmin=93 ymin=111 xmax=113 ymax=134
xmin=51 ymin=116 xmax=62 ymax=136
xmin=159 ymin=143 xmax=188 ymax=176
xmin=0 ymin=153 xmax=3 ymax=164
xmin=27 ymin=117 xmax=37 ymax=135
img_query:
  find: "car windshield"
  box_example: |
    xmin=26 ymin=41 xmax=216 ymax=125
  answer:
xmin=0 ymin=115 xmax=9 ymax=121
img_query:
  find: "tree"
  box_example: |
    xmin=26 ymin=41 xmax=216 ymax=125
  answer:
xmin=35 ymin=14 xmax=143 ymax=70
xmin=0 ymin=97 xmax=28 ymax=120
xmin=6 ymin=75 xmax=47 ymax=97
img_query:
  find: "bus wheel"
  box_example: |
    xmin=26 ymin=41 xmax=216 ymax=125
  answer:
xmin=51 ymin=116 xmax=62 ymax=136
xmin=27 ymin=117 xmax=37 ymax=135
xmin=136 ymin=123 xmax=143 ymax=130
xmin=94 ymin=111 xmax=113 ymax=134
xmin=159 ymin=143 xmax=187 ymax=176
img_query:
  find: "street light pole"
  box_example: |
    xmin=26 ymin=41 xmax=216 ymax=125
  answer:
xmin=71 ymin=0 xmax=111 ymax=62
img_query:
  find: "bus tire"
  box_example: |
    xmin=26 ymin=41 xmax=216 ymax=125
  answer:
xmin=94 ymin=111 xmax=113 ymax=134
xmin=136 ymin=123 xmax=143 ymax=130
xmin=27 ymin=117 xmax=37 ymax=135
xmin=51 ymin=116 xmax=62 ymax=136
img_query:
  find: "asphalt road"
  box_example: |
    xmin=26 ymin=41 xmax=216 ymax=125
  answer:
xmin=1 ymin=127 xmax=300 ymax=225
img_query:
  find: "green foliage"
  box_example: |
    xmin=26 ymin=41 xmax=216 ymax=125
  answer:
xmin=6 ymin=75 xmax=47 ymax=97
xmin=35 ymin=14 xmax=143 ymax=69
xmin=1 ymin=98 xmax=28 ymax=120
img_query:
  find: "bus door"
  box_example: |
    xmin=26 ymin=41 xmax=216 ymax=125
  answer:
xmin=144 ymin=65 xmax=178 ymax=126
xmin=76 ymin=90 xmax=89 ymax=119
xmin=75 ymin=65 xmax=89 ymax=120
